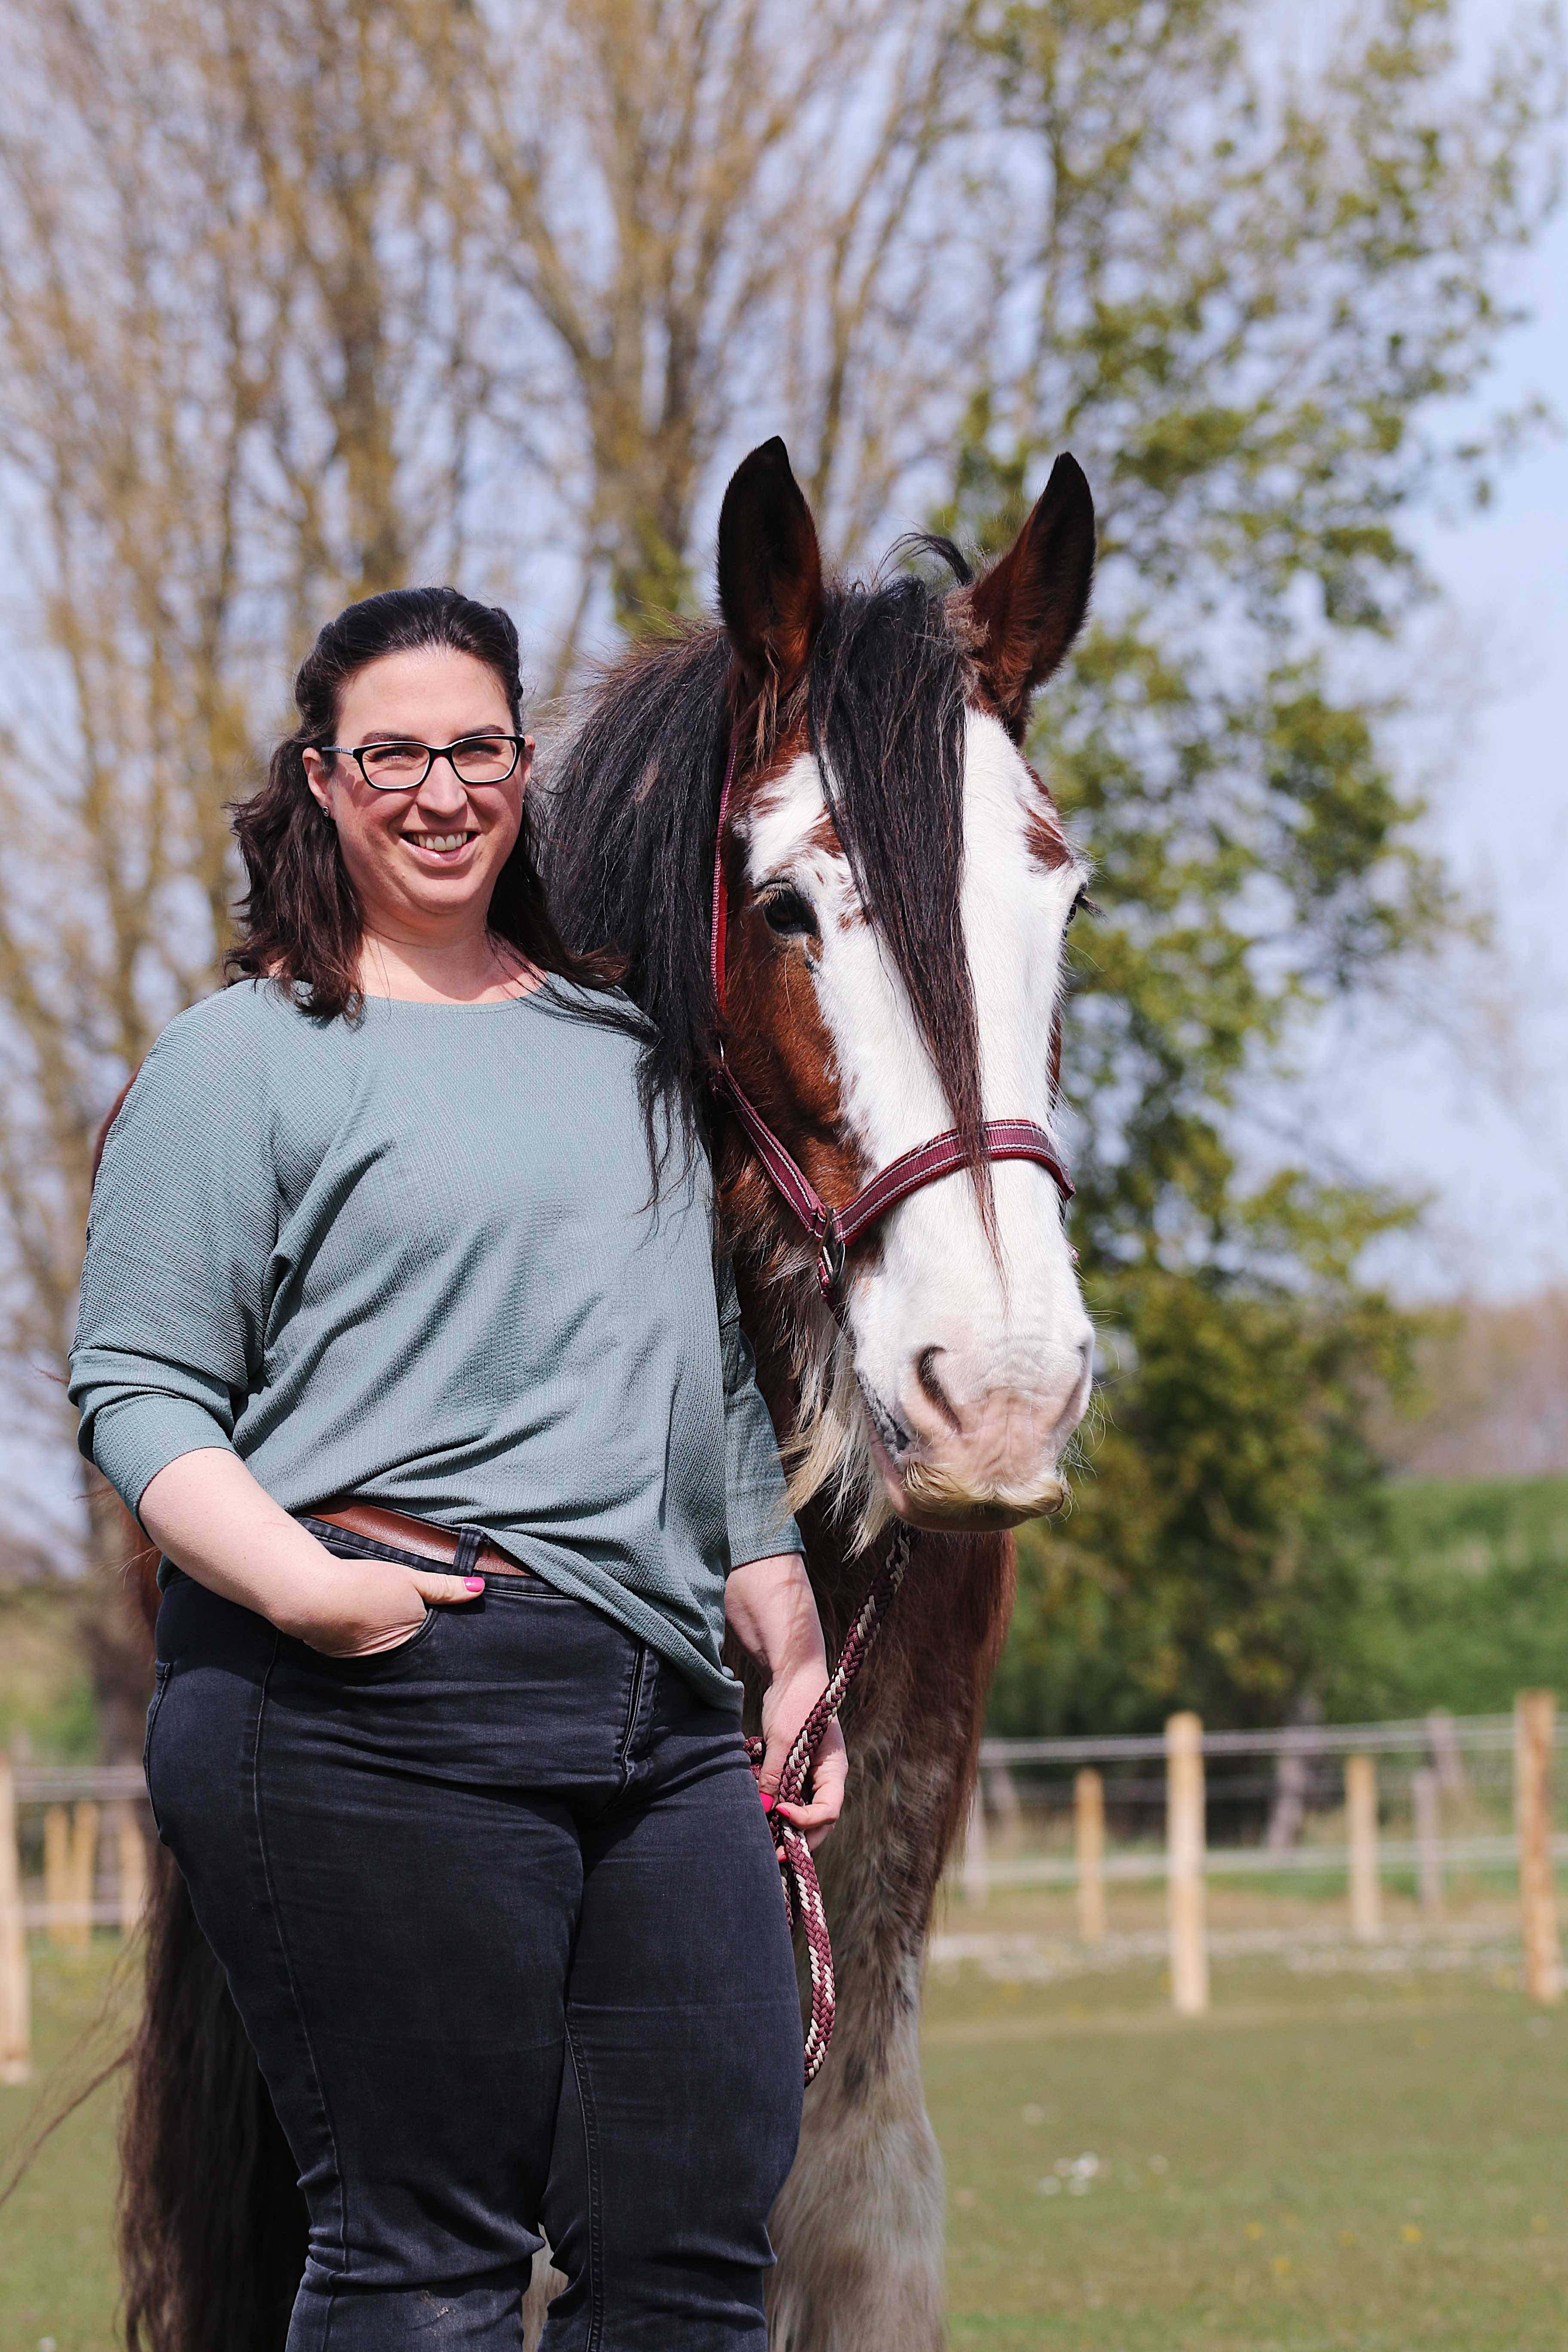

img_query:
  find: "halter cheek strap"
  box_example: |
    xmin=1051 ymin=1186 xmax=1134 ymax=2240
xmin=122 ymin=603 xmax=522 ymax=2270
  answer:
xmin=708 ymin=736 xmax=1074 ymax=1308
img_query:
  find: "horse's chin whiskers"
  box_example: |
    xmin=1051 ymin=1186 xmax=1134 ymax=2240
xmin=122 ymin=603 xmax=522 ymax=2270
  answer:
xmin=896 ymin=1458 xmax=1066 ymax=1526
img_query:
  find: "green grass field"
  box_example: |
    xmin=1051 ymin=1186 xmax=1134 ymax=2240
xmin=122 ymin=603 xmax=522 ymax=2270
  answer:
xmin=5 ymin=1474 xmax=1565 ymax=2343
xmin=930 ymin=1959 xmax=1566 ymax=2348
xmin=0 ymin=1944 xmax=141 ymax=2352
xmin=3 ymin=1911 xmax=1565 ymax=2352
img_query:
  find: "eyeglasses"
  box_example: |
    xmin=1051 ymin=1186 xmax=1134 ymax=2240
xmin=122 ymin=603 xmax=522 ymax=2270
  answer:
xmin=317 ymin=733 xmax=528 ymax=792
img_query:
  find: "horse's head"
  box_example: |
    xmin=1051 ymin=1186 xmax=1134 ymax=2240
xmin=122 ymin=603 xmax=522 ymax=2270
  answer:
xmin=714 ymin=438 xmax=1096 ymax=1545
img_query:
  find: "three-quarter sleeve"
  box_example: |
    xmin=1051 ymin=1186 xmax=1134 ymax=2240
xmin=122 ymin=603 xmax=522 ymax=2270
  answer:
xmin=68 ymin=1004 xmax=277 ymax=1523
xmin=716 ymin=1254 xmax=801 ymax=1568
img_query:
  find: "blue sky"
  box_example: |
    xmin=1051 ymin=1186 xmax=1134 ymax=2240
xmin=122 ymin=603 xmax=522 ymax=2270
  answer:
xmin=1295 ymin=193 xmax=1568 ymax=1304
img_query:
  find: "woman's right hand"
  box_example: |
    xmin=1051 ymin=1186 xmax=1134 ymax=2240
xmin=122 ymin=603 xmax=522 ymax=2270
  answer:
xmin=284 ymin=1556 xmax=485 ymax=1657
xmin=138 ymin=1451 xmax=485 ymax=1659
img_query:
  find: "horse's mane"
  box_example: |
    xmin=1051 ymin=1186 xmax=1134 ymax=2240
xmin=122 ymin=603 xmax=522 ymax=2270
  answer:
xmin=540 ymin=625 xmax=733 ymax=1160
xmin=540 ymin=545 xmax=986 ymax=1187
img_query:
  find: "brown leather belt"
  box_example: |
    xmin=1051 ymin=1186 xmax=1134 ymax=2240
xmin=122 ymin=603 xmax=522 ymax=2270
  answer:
xmin=305 ymin=1498 xmax=538 ymax=1580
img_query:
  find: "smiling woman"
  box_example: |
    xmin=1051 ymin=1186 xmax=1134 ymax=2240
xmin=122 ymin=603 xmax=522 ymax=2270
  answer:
xmin=306 ymin=668 xmax=530 ymax=990
xmin=229 ymin=588 xmax=614 ymax=1014
xmin=70 ymin=585 xmax=845 ymax=2352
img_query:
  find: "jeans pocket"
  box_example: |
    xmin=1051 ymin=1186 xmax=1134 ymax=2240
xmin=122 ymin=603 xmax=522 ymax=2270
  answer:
xmin=289 ymin=1601 xmax=444 ymax=1682
xmin=142 ymin=1659 xmax=172 ymax=1840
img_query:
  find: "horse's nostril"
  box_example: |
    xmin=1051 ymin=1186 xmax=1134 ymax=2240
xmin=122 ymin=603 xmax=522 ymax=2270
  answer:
xmin=914 ymin=1345 xmax=963 ymax=1434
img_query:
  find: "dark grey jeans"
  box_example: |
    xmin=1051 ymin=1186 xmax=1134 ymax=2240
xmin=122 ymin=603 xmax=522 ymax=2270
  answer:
xmin=145 ymin=1544 xmax=803 ymax=2350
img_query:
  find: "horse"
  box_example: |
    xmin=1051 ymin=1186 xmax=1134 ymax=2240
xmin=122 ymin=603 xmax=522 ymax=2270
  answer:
xmin=111 ymin=434 xmax=1098 ymax=2351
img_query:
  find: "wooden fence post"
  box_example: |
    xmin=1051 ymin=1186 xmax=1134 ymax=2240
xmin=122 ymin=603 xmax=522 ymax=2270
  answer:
xmin=65 ymin=1802 xmax=99 ymax=1950
xmin=961 ymin=1778 xmax=988 ymax=1905
xmin=986 ymin=1763 xmax=1024 ymax=1855
xmin=1166 ymin=1713 xmax=1208 ymax=2015
xmin=0 ymin=1756 xmax=29 ymax=2082
xmin=1075 ymin=1767 xmax=1106 ymax=1944
xmin=43 ymin=1804 xmax=70 ymax=1948
xmin=1515 ymin=1690 xmax=1561 ymax=2005
xmin=1411 ymin=1766 xmax=1443 ymax=1917
xmin=1346 ymin=1755 xmax=1380 ymax=1942
xmin=114 ymin=1804 xmax=148 ymax=1936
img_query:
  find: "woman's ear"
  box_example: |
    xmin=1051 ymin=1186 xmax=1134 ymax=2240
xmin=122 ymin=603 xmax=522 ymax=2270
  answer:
xmin=302 ymin=747 xmax=334 ymax=817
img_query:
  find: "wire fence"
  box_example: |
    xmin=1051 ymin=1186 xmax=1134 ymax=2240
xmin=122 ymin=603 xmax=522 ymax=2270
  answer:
xmin=979 ymin=1714 xmax=1520 ymax=1762
xmin=954 ymin=1699 xmax=1564 ymax=2012
xmin=0 ymin=1700 xmax=1561 ymax=2081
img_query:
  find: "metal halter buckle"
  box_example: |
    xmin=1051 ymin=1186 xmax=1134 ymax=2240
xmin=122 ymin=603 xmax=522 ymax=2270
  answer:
xmin=816 ymin=1220 xmax=847 ymax=1299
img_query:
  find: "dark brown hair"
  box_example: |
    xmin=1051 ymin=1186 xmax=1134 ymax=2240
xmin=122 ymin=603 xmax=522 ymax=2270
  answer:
xmin=227 ymin=585 xmax=621 ymax=1015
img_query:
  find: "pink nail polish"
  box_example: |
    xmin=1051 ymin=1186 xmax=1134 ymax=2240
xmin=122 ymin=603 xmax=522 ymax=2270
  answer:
xmin=759 ymin=1792 xmax=775 ymax=1813
xmin=465 ymin=1577 xmax=485 ymax=1592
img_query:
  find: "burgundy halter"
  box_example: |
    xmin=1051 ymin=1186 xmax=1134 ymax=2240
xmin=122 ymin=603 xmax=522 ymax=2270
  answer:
xmin=709 ymin=737 xmax=1075 ymax=1308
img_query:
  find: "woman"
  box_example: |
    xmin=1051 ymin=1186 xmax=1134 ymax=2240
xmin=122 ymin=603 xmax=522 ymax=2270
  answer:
xmin=70 ymin=586 xmax=845 ymax=2351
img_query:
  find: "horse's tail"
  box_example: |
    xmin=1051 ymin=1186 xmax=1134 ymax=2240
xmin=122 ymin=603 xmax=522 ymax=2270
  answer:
xmin=120 ymin=1844 xmax=305 ymax=2352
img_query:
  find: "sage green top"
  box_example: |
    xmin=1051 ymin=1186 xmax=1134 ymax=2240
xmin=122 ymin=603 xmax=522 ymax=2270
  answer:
xmin=67 ymin=978 xmax=799 ymax=1710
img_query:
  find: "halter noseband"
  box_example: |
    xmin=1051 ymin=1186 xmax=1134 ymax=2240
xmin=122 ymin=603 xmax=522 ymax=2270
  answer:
xmin=708 ymin=736 xmax=1074 ymax=1310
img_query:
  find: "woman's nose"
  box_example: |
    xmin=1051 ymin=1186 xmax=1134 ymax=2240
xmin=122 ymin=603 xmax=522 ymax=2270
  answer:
xmin=413 ymin=761 xmax=471 ymax=819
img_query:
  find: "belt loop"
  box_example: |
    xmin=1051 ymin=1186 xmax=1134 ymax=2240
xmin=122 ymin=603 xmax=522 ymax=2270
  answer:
xmin=453 ymin=1526 xmax=484 ymax=1578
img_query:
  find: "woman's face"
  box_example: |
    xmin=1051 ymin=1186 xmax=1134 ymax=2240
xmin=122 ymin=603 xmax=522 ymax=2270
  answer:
xmin=302 ymin=646 xmax=530 ymax=940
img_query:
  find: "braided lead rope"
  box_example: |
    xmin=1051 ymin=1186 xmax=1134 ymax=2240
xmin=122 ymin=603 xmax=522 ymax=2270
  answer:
xmin=746 ymin=1522 xmax=914 ymax=2085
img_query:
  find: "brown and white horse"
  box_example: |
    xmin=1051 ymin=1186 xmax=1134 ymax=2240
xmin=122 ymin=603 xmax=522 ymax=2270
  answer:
xmin=114 ymin=437 xmax=1097 ymax=2351
xmin=543 ymin=435 xmax=1097 ymax=2347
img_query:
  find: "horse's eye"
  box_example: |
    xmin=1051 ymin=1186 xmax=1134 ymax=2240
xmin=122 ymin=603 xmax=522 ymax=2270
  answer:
xmin=1066 ymin=886 xmax=1101 ymax=925
xmin=761 ymin=886 xmax=819 ymax=940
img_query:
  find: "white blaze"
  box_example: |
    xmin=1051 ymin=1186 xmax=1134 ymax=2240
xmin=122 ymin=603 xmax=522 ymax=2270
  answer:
xmin=740 ymin=707 xmax=1094 ymax=1528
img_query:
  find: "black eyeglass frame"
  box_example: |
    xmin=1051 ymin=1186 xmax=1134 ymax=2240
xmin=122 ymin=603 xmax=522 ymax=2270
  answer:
xmin=316 ymin=733 xmax=530 ymax=793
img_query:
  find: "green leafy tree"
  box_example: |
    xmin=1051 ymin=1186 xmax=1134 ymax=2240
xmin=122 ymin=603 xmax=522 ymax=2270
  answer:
xmin=0 ymin=0 xmax=1557 ymax=1756
xmin=948 ymin=0 xmax=1564 ymax=1732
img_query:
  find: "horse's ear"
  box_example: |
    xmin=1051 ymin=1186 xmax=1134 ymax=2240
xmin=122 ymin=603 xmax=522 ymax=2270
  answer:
xmin=967 ymin=453 xmax=1095 ymax=739
xmin=717 ymin=437 xmax=824 ymax=698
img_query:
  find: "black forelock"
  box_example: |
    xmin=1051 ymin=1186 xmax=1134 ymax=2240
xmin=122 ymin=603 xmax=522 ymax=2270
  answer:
xmin=805 ymin=553 xmax=989 ymax=1206
xmin=540 ymin=549 xmax=988 ymax=1201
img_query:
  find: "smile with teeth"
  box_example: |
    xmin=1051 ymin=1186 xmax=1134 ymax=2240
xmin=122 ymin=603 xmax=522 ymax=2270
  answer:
xmin=403 ymin=829 xmax=476 ymax=856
